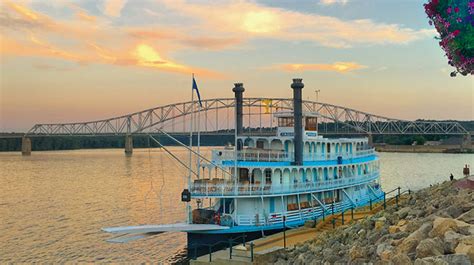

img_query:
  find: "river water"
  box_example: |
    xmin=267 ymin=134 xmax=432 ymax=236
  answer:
xmin=0 ymin=148 xmax=472 ymax=263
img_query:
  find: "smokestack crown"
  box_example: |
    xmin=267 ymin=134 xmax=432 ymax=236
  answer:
xmin=233 ymin=83 xmax=245 ymax=93
xmin=291 ymin=78 xmax=304 ymax=89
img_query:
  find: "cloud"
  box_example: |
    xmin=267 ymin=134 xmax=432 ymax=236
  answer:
xmin=131 ymin=44 xmax=221 ymax=77
xmin=319 ymin=0 xmax=350 ymax=6
xmin=0 ymin=2 xmax=222 ymax=77
xmin=103 ymin=0 xmax=126 ymax=17
xmin=268 ymin=62 xmax=367 ymax=73
xmin=159 ymin=0 xmax=433 ymax=48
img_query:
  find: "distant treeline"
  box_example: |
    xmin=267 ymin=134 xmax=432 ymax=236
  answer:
xmin=0 ymin=133 xmax=468 ymax=152
xmin=0 ymin=135 xmax=234 ymax=152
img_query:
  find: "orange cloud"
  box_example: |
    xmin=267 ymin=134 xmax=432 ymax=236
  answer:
xmin=131 ymin=44 xmax=222 ymax=77
xmin=6 ymin=2 xmax=40 ymax=21
xmin=269 ymin=62 xmax=366 ymax=73
xmin=0 ymin=2 xmax=223 ymax=78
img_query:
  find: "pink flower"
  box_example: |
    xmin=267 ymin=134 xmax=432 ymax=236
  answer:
xmin=453 ymin=29 xmax=460 ymax=36
xmin=455 ymin=7 xmax=460 ymax=13
xmin=447 ymin=6 xmax=452 ymax=14
xmin=457 ymin=17 xmax=462 ymax=23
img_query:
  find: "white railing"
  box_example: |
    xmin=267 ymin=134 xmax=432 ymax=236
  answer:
xmin=212 ymin=148 xmax=375 ymax=163
xmin=234 ymin=188 xmax=385 ymax=226
xmin=190 ymin=172 xmax=379 ymax=197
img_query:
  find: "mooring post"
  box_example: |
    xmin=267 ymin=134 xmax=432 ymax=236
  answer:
xmin=229 ymin=239 xmax=232 ymax=259
xmin=21 ymin=137 xmax=32 ymax=156
xmin=383 ymin=192 xmax=386 ymax=209
xmin=250 ymin=242 xmax=254 ymax=262
xmin=283 ymin=216 xmax=287 ymax=249
xmin=370 ymin=199 xmax=372 ymax=211
xmin=341 ymin=211 xmax=344 ymax=225
xmin=351 ymin=207 xmax=354 ymax=221
xmin=124 ymin=134 xmax=133 ymax=156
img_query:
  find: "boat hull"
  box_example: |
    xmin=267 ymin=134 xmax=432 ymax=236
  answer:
xmin=187 ymin=228 xmax=283 ymax=259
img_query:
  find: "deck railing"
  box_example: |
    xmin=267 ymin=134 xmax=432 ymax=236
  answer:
xmin=190 ymin=172 xmax=379 ymax=197
xmin=212 ymin=148 xmax=376 ymax=163
xmin=235 ymin=190 xmax=384 ymax=226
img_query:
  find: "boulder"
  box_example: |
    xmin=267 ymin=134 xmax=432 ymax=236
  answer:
xmin=455 ymin=235 xmax=474 ymax=262
xmin=349 ymin=245 xmax=366 ymax=261
xmin=376 ymin=243 xmax=394 ymax=260
xmin=415 ymin=238 xmax=444 ymax=259
xmin=405 ymin=220 xmax=422 ymax=233
xmin=391 ymin=253 xmax=412 ymax=265
xmin=458 ymin=208 xmax=474 ymax=224
xmin=444 ymin=230 xmax=464 ymax=254
xmin=429 ymin=217 xmax=460 ymax=237
xmin=375 ymin=217 xmax=387 ymax=230
xmin=445 ymin=205 xmax=464 ymax=219
xmin=397 ymin=222 xmax=432 ymax=255
xmin=389 ymin=225 xmax=401 ymax=234
xmin=396 ymin=207 xmax=411 ymax=219
xmin=414 ymin=254 xmax=471 ymax=265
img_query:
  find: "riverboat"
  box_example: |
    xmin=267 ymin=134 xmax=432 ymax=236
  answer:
xmin=103 ymin=78 xmax=383 ymax=256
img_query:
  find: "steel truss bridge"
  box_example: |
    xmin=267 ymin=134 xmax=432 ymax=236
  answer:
xmin=26 ymin=98 xmax=469 ymax=137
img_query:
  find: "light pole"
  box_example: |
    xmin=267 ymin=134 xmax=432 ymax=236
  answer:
xmin=315 ymin=89 xmax=320 ymax=102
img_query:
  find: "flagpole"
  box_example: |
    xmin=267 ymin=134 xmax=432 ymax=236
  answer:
xmin=187 ymin=74 xmax=194 ymax=224
xmin=196 ymin=76 xmax=201 ymax=180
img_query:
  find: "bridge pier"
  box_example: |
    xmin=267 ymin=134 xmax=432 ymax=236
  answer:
xmin=21 ymin=137 xmax=32 ymax=156
xmin=461 ymin=133 xmax=472 ymax=150
xmin=124 ymin=135 xmax=133 ymax=156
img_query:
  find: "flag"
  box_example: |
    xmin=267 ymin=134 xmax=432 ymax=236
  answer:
xmin=192 ymin=77 xmax=203 ymax=107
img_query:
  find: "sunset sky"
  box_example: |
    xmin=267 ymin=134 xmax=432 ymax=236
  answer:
xmin=1 ymin=0 xmax=473 ymax=132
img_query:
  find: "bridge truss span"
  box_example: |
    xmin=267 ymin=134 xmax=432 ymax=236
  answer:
xmin=26 ymin=97 xmax=469 ymax=136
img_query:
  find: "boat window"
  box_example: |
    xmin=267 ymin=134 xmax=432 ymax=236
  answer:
xmin=239 ymin=168 xmax=249 ymax=182
xmin=256 ymin=140 xmax=265 ymax=149
xmin=305 ymin=117 xmax=318 ymax=131
xmin=264 ymin=169 xmax=272 ymax=184
xmin=278 ymin=117 xmax=294 ymax=127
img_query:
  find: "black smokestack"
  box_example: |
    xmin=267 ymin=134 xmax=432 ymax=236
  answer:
xmin=233 ymin=83 xmax=245 ymax=136
xmin=291 ymin=78 xmax=304 ymax=166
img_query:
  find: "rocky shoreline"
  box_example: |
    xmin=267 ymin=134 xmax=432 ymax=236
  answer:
xmin=270 ymin=179 xmax=474 ymax=264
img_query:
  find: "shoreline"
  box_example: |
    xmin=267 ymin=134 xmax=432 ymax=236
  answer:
xmin=375 ymin=144 xmax=473 ymax=154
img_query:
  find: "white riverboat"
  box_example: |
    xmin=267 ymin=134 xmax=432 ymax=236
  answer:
xmin=103 ymin=78 xmax=384 ymax=256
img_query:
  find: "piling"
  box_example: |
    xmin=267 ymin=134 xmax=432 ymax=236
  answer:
xmin=21 ymin=137 xmax=32 ymax=156
xmin=124 ymin=135 xmax=133 ymax=156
